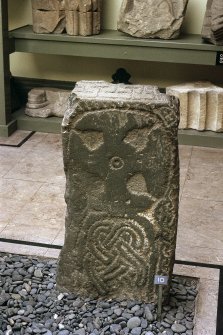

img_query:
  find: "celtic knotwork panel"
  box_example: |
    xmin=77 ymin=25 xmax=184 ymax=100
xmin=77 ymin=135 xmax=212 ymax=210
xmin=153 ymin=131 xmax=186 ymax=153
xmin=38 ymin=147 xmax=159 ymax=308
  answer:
xmin=82 ymin=217 xmax=151 ymax=295
xmin=57 ymin=82 xmax=179 ymax=302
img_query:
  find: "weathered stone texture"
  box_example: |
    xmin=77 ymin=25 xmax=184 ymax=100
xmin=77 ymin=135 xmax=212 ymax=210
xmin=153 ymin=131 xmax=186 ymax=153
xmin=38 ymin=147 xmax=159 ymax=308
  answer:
xmin=32 ymin=0 xmax=65 ymax=33
xmin=25 ymin=88 xmax=71 ymax=118
xmin=57 ymin=81 xmax=180 ymax=303
xmin=65 ymin=0 xmax=101 ymax=36
xmin=31 ymin=0 xmax=101 ymax=35
xmin=202 ymin=0 xmax=223 ymax=45
xmin=166 ymin=82 xmax=223 ymax=132
xmin=117 ymin=0 xmax=188 ymax=39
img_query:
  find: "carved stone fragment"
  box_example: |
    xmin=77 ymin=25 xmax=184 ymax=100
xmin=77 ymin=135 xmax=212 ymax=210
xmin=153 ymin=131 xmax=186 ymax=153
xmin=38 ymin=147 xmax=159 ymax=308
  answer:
xmin=166 ymin=81 xmax=223 ymax=132
xmin=65 ymin=0 xmax=101 ymax=36
xmin=202 ymin=0 xmax=223 ymax=45
xmin=65 ymin=0 xmax=79 ymax=10
xmin=117 ymin=0 xmax=188 ymax=39
xmin=25 ymin=88 xmax=71 ymax=118
xmin=31 ymin=0 xmax=65 ymax=33
xmin=79 ymin=12 xmax=93 ymax=36
xmin=32 ymin=0 xmax=101 ymax=36
xmin=56 ymin=81 xmax=180 ymax=303
xmin=65 ymin=10 xmax=79 ymax=35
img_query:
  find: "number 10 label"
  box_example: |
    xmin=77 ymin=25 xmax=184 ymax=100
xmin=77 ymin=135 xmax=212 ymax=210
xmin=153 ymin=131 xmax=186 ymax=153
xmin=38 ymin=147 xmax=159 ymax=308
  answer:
xmin=154 ymin=275 xmax=169 ymax=285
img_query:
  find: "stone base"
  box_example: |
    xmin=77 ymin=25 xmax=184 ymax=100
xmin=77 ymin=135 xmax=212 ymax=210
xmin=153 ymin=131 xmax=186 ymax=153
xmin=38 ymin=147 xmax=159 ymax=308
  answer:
xmin=57 ymin=81 xmax=180 ymax=303
xmin=25 ymin=88 xmax=71 ymax=118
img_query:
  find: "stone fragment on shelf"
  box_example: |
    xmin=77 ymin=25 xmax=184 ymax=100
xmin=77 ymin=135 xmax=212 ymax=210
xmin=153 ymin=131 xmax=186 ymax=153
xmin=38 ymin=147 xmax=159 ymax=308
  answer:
xmin=117 ymin=0 xmax=188 ymax=39
xmin=65 ymin=0 xmax=101 ymax=36
xmin=65 ymin=9 xmax=79 ymax=35
xmin=166 ymin=81 xmax=223 ymax=132
xmin=79 ymin=12 xmax=93 ymax=36
xmin=31 ymin=0 xmax=65 ymax=33
xmin=25 ymin=88 xmax=71 ymax=118
xmin=202 ymin=0 xmax=223 ymax=45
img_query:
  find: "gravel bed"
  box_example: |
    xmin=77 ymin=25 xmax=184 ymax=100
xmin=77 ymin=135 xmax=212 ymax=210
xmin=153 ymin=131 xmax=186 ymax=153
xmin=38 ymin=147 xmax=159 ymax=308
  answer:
xmin=0 ymin=253 xmax=198 ymax=335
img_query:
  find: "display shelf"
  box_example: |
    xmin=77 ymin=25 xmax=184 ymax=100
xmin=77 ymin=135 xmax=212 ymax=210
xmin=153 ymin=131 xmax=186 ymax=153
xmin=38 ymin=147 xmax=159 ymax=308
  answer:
xmin=9 ymin=25 xmax=223 ymax=65
xmin=12 ymin=108 xmax=223 ymax=148
xmin=12 ymin=109 xmax=62 ymax=134
xmin=1 ymin=1 xmax=223 ymax=146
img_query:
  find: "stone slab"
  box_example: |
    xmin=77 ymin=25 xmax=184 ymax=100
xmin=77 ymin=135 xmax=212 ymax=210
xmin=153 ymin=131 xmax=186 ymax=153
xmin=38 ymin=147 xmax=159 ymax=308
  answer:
xmin=57 ymin=81 xmax=180 ymax=303
xmin=166 ymin=81 xmax=223 ymax=132
xmin=117 ymin=0 xmax=189 ymax=39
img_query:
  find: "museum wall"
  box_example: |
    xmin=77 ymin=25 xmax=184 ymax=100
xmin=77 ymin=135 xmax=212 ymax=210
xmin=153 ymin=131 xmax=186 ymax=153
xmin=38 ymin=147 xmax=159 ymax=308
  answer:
xmin=8 ymin=0 xmax=223 ymax=87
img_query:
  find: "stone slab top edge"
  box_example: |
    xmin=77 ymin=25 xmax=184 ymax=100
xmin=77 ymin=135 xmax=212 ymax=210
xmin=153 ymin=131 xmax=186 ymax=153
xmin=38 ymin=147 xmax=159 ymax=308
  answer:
xmin=62 ymin=80 xmax=179 ymax=129
xmin=166 ymin=81 xmax=223 ymax=93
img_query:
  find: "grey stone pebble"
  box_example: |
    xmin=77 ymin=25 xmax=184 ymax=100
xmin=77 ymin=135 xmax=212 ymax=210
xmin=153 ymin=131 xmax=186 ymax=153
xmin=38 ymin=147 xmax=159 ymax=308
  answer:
xmin=144 ymin=306 xmax=154 ymax=322
xmin=34 ymin=269 xmax=43 ymax=278
xmin=110 ymin=323 xmax=122 ymax=333
xmin=171 ymin=323 xmax=187 ymax=333
xmin=127 ymin=317 xmax=141 ymax=329
xmin=140 ymin=318 xmax=148 ymax=328
xmin=114 ymin=308 xmax=122 ymax=316
xmin=58 ymin=331 xmax=70 ymax=335
xmin=164 ymin=329 xmax=174 ymax=335
xmin=131 ymin=305 xmax=140 ymax=313
xmin=131 ymin=326 xmax=142 ymax=335
xmin=74 ymin=329 xmax=86 ymax=335
xmin=185 ymin=321 xmax=194 ymax=330
xmin=114 ymin=317 xmax=127 ymax=324
xmin=122 ymin=312 xmax=132 ymax=319
xmin=161 ymin=321 xmax=171 ymax=328
xmin=175 ymin=312 xmax=184 ymax=320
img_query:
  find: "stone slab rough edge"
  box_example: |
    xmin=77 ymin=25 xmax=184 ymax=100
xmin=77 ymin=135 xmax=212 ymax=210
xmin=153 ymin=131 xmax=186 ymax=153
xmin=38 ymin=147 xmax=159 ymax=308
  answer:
xmin=117 ymin=0 xmax=189 ymax=39
xmin=57 ymin=81 xmax=180 ymax=303
xmin=202 ymin=0 xmax=223 ymax=45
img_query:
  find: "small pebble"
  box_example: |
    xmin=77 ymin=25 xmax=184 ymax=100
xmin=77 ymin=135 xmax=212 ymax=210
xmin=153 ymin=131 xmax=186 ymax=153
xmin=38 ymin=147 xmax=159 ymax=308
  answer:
xmin=127 ymin=317 xmax=141 ymax=329
xmin=171 ymin=323 xmax=187 ymax=333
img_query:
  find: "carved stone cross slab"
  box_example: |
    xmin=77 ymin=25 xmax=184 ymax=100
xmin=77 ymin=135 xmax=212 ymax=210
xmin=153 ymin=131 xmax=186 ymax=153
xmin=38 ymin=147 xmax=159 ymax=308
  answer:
xmin=56 ymin=81 xmax=180 ymax=302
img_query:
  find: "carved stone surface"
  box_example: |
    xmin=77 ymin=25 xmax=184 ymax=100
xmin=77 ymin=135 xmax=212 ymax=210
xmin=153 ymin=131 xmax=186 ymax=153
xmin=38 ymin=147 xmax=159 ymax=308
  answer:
xmin=166 ymin=81 xmax=223 ymax=132
xmin=57 ymin=81 xmax=180 ymax=302
xmin=117 ymin=0 xmax=188 ymax=39
xmin=32 ymin=0 xmax=65 ymax=33
xmin=202 ymin=0 xmax=223 ymax=45
xmin=31 ymin=0 xmax=101 ymax=35
xmin=25 ymin=88 xmax=71 ymax=118
xmin=65 ymin=0 xmax=101 ymax=36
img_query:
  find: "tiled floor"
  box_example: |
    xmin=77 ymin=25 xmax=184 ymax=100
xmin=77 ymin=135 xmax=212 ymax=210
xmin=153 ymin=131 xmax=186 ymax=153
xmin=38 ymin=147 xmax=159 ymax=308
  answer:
xmin=0 ymin=130 xmax=222 ymax=263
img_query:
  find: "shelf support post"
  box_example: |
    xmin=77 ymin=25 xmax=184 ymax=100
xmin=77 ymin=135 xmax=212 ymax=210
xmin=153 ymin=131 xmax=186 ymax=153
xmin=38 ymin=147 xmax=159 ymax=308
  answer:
xmin=0 ymin=0 xmax=17 ymax=136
